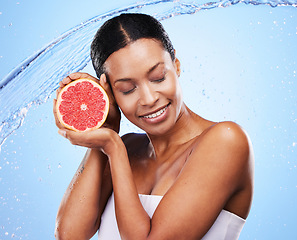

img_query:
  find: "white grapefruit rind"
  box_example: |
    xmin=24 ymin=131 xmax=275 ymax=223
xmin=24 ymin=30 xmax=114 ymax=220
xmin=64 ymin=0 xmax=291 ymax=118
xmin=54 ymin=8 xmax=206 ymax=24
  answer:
xmin=56 ymin=78 xmax=109 ymax=132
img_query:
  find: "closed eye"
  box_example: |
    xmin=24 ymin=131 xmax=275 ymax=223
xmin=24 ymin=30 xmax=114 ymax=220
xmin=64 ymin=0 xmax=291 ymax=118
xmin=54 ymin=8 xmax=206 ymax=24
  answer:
xmin=122 ymin=87 xmax=136 ymax=95
xmin=153 ymin=76 xmax=166 ymax=83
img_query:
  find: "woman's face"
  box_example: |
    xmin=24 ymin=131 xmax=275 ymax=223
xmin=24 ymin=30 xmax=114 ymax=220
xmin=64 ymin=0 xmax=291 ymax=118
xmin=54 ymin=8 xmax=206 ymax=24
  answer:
xmin=104 ymin=38 xmax=183 ymax=136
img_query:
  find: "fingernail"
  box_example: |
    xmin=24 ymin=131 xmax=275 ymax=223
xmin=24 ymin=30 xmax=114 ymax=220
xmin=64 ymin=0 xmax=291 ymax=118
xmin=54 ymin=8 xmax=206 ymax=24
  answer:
xmin=58 ymin=130 xmax=66 ymax=138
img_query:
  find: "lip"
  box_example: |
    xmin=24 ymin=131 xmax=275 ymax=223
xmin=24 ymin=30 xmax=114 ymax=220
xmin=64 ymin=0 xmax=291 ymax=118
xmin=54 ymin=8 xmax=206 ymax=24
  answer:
xmin=139 ymin=103 xmax=171 ymax=124
xmin=139 ymin=103 xmax=170 ymax=118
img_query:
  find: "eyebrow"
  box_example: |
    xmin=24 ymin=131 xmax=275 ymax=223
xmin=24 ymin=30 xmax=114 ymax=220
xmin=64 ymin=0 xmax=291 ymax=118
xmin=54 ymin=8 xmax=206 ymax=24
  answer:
xmin=148 ymin=62 xmax=165 ymax=74
xmin=114 ymin=62 xmax=165 ymax=84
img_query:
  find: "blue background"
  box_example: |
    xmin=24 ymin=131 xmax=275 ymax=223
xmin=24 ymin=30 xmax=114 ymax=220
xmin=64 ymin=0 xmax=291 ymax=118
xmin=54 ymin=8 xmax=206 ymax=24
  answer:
xmin=0 ymin=0 xmax=296 ymax=239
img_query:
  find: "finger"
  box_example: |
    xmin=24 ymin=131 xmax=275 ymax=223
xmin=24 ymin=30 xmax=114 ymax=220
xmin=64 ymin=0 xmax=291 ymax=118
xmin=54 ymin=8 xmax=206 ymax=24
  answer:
xmin=53 ymin=99 xmax=60 ymax=127
xmin=99 ymin=74 xmax=109 ymax=91
xmin=69 ymin=72 xmax=82 ymax=80
xmin=59 ymin=73 xmax=99 ymax=92
xmin=58 ymin=129 xmax=77 ymax=145
xmin=53 ymin=99 xmax=58 ymax=117
xmin=61 ymin=76 xmax=72 ymax=86
xmin=69 ymin=72 xmax=98 ymax=82
xmin=58 ymin=129 xmax=67 ymax=138
xmin=58 ymin=129 xmax=84 ymax=146
xmin=53 ymin=99 xmax=65 ymax=129
xmin=57 ymin=73 xmax=83 ymax=98
xmin=60 ymin=129 xmax=81 ymax=140
xmin=99 ymin=74 xmax=115 ymax=103
xmin=56 ymin=87 xmax=62 ymax=98
xmin=58 ymin=128 xmax=113 ymax=148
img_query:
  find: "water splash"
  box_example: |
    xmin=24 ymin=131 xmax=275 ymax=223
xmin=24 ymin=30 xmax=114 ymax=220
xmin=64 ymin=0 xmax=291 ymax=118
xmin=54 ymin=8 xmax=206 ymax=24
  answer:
xmin=0 ymin=0 xmax=296 ymax=148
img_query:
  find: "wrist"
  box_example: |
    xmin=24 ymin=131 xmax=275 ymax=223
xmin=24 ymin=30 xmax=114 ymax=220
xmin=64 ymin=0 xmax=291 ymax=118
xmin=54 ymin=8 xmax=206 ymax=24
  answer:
xmin=103 ymin=130 xmax=125 ymax=158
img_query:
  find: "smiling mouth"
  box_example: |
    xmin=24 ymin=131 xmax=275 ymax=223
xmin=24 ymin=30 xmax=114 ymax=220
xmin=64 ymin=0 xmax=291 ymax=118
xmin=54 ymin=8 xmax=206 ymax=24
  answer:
xmin=141 ymin=104 xmax=170 ymax=119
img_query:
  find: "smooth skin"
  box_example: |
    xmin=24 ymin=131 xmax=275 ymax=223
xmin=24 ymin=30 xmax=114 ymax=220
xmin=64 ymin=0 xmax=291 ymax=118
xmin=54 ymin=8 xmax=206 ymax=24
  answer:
xmin=54 ymin=39 xmax=254 ymax=240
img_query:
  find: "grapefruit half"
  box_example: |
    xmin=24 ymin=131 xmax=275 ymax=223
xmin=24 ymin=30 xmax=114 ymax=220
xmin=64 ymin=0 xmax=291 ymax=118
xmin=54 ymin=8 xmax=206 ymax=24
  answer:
xmin=56 ymin=79 xmax=109 ymax=132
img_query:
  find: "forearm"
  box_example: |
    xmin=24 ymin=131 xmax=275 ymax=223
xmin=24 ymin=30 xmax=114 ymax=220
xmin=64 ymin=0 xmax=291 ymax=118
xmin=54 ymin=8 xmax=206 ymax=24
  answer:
xmin=108 ymin=138 xmax=151 ymax=240
xmin=55 ymin=148 xmax=109 ymax=240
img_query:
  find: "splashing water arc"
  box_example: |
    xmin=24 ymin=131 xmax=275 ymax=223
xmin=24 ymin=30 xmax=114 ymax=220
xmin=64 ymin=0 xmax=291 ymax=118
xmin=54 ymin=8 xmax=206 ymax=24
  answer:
xmin=0 ymin=0 xmax=296 ymax=148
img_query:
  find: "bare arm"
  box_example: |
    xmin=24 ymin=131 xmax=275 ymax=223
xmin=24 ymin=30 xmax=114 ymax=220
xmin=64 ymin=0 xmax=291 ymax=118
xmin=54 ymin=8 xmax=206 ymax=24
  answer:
xmin=108 ymin=122 xmax=253 ymax=240
xmin=147 ymin=122 xmax=253 ymax=239
xmin=55 ymin=149 xmax=112 ymax=240
xmin=54 ymin=85 xmax=253 ymax=240
xmin=54 ymin=72 xmax=120 ymax=240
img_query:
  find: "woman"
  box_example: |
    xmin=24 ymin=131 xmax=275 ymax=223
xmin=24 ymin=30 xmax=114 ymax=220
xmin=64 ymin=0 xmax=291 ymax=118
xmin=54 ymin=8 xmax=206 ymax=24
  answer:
xmin=54 ymin=13 xmax=254 ymax=240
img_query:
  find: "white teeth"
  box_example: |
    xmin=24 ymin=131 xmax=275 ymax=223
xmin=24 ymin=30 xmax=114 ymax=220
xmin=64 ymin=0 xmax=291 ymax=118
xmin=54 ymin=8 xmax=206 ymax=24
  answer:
xmin=143 ymin=106 xmax=168 ymax=119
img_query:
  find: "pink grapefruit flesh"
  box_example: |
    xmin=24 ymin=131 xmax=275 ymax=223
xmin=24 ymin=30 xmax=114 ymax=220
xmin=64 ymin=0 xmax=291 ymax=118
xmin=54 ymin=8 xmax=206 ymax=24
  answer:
xmin=56 ymin=79 xmax=109 ymax=132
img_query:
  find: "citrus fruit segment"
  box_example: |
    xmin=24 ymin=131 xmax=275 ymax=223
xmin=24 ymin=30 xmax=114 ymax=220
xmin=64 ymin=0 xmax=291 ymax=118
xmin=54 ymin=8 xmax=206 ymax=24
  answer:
xmin=56 ymin=79 xmax=109 ymax=132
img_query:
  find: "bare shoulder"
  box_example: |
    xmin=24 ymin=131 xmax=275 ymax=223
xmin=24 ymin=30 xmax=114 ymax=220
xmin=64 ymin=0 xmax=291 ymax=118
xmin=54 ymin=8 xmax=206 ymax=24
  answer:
xmin=201 ymin=121 xmax=252 ymax=159
xmin=183 ymin=121 xmax=253 ymax=216
xmin=187 ymin=120 xmax=254 ymax=181
xmin=207 ymin=121 xmax=248 ymax=139
xmin=148 ymin=122 xmax=254 ymax=238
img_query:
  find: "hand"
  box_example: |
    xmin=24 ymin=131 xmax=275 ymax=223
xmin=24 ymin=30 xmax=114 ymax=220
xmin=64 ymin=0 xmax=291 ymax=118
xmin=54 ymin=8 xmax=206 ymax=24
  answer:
xmin=57 ymin=127 xmax=123 ymax=155
xmin=98 ymin=74 xmax=121 ymax=133
xmin=54 ymin=72 xmax=121 ymax=133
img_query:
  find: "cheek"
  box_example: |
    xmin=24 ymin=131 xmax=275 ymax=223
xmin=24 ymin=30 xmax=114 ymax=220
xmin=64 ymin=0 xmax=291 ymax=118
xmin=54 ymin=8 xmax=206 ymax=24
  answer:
xmin=164 ymin=76 xmax=182 ymax=100
xmin=165 ymin=78 xmax=183 ymax=114
xmin=114 ymin=94 xmax=137 ymax=120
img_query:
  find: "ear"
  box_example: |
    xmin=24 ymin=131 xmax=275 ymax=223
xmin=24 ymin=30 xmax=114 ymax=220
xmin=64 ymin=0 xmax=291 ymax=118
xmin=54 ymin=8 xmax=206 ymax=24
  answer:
xmin=174 ymin=56 xmax=181 ymax=77
xmin=173 ymin=49 xmax=181 ymax=77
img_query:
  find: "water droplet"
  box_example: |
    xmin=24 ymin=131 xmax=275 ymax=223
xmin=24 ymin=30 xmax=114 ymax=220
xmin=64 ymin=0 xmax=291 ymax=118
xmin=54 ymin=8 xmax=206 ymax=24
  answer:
xmin=20 ymin=107 xmax=28 ymax=117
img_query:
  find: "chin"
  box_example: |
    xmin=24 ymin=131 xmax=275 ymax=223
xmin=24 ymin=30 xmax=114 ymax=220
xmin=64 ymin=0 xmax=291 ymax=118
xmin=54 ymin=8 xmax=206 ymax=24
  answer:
xmin=143 ymin=121 xmax=176 ymax=137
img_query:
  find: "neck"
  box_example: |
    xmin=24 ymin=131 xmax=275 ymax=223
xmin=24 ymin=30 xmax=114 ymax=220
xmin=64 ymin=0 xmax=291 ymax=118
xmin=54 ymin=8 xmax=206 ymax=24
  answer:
xmin=146 ymin=104 xmax=207 ymax=159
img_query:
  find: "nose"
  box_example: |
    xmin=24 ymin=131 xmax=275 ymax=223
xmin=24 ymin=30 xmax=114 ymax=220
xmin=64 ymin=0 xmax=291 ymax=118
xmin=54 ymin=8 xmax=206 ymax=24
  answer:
xmin=139 ymin=83 xmax=158 ymax=106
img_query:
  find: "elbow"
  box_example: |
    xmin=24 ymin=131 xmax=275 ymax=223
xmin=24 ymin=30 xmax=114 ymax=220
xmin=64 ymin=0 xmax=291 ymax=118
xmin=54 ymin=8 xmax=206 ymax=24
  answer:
xmin=55 ymin=219 xmax=69 ymax=240
xmin=55 ymin=209 xmax=69 ymax=240
xmin=54 ymin=218 xmax=80 ymax=240
xmin=55 ymin=215 xmax=97 ymax=240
